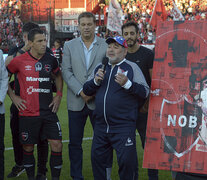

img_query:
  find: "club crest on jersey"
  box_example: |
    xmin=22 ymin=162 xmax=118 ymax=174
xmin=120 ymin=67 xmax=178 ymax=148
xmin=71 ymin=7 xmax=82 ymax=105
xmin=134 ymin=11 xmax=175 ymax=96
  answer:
xmin=21 ymin=132 xmax=28 ymax=141
xmin=35 ymin=62 xmax=42 ymax=71
xmin=44 ymin=64 xmax=51 ymax=73
xmin=117 ymin=66 xmax=128 ymax=76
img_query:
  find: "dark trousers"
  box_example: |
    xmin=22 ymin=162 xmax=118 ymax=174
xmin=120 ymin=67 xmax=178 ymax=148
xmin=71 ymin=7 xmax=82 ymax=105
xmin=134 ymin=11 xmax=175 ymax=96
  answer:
xmin=0 ymin=114 xmax=5 ymax=180
xmin=176 ymin=172 xmax=207 ymax=180
xmin=137 ymin=112 xmax=158 ymax=180
xmin=92 ymin=131 xmax=137 ymax=180
xmin=10 ymin=104 xmax=23 ymax=165
xmin=10 ymin=104 xmax=48 ymax=173
xmin=68 ymin=105 xmax=94 ymax=180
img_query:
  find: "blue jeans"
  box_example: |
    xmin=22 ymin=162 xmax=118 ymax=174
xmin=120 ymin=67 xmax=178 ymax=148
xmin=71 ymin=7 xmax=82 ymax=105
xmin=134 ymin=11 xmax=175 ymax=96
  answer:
xmin=68 ymin=106 xmax=94 ymax=180
xmin=0 ymin=114 xmax=5 ymax=180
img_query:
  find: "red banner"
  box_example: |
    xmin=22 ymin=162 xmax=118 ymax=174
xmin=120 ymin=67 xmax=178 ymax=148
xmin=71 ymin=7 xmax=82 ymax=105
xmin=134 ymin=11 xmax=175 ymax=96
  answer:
xmin=150 ymin=0 xmax=167 ymax=30
xmin=143 ymin=21 xmax=207 ymax=174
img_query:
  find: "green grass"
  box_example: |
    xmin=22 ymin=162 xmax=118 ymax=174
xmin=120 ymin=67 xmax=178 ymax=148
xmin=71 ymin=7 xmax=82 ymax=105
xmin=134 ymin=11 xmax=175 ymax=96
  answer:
xmin=3 ymin=84 xmax=172 ymax=179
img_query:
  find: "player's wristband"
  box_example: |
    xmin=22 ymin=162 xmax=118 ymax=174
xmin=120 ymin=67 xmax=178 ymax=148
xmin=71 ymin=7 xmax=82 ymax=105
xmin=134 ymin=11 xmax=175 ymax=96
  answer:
xmin=56 ymin=90 xmax=62 ymax=97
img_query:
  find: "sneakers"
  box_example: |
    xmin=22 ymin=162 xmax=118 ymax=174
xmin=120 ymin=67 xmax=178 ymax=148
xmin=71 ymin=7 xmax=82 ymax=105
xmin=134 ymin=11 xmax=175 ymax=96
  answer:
xmin=36 ymin=174 xmax=47 ymax=180
xmin=7 ymin=165 xmax=25 ymax=178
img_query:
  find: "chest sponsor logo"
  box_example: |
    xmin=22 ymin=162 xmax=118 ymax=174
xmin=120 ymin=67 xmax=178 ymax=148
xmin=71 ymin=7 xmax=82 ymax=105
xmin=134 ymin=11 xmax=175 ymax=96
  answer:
xmin=44 ymin=64 xmax=51 ymax=73
xmin=26 ymin=77 xmax=50 ymax=82
xmin=25 ymin=65 xmax=32 ymax=71
xmin=27 ymin=86 xmax=50 ymax=95
xmin=35 ymin=62 xmax=42 ymax=71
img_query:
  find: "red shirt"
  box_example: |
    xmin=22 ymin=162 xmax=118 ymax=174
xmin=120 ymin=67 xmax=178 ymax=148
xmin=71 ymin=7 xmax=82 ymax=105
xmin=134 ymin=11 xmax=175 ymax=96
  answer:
xmin=8 ymin=52 xmax=60 ymax=116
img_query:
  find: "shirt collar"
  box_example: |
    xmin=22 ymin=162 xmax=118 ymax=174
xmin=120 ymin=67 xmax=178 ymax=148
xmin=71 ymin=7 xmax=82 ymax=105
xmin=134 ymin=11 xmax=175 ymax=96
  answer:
xmin=80 ymin=35 xmax=97 ymax=46
xmin=108 ymin=58 xmax=126 ymax=66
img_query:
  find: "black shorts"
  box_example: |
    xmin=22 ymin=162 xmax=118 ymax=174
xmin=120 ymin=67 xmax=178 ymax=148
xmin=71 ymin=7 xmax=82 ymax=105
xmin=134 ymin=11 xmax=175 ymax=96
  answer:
xmin=19 ymin=113 xmax=62 ymax=144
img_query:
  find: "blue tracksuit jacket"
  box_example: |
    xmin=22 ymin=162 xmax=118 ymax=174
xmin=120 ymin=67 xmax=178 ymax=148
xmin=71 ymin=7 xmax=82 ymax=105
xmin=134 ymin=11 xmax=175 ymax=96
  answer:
xmin=83 ymin=59 xmax=149 ymax=134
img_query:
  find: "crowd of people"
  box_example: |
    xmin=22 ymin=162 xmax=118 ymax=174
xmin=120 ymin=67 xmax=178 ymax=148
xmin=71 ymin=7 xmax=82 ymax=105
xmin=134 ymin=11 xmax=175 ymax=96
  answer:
xmin=1 ymin=0 xmax=207 ymax=53
xmin=120 ymin=0 xmax=206 ymax=43
xmin=0 ymin=0 xmax=23 ymax=53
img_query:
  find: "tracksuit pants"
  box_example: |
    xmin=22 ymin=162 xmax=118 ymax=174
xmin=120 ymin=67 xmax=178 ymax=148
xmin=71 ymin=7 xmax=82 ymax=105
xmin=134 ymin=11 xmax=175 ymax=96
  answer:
xmin=91 ymin=131 xmax=137 ymax=180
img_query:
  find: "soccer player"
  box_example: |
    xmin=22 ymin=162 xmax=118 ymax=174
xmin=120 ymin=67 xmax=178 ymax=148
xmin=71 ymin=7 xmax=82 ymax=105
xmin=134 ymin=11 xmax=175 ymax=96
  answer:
xmin=7 ymin=28 xmax=63 ymax=180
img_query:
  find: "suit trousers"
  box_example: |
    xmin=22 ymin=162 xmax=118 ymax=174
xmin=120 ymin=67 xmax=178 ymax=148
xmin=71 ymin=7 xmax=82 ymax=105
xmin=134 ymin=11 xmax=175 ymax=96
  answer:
xmin=0 ymin=114 xmax=5 ymax=180
xmin=68 ymin=105 xmax=94 ymax=180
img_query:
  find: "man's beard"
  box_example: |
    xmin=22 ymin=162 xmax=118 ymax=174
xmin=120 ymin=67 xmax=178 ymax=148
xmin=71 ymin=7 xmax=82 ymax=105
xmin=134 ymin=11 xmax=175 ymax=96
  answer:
xmin=127 ymin=39 xmax=136 ymax=47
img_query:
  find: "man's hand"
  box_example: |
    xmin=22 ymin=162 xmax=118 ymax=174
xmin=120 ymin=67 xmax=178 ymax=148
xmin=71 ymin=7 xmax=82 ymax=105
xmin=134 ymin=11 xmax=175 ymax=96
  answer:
xmin=11 ymin=95 xmax=27 ymax=111
xmin=80 ymin=90 xmax=94 ymax=103
xmin=49 ymin=95 xmax=62 ymax=113
xmin=115 ymin=73 xmax=128 ymax=86
xmin=95 ymin=68 xmax=105 ymax=85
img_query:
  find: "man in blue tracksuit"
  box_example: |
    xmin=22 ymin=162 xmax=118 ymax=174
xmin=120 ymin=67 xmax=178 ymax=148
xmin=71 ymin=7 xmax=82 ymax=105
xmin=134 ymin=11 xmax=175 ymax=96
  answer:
xmin=83 ymin=36 xmax=149 ymax=180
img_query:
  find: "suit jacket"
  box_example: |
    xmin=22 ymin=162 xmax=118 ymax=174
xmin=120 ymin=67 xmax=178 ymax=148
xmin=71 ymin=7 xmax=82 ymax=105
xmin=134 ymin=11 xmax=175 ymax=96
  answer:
xmin=62 ymin=36 xmax=108 ymax=111
xmin=0 ymin=50 xmax=8 ymax=114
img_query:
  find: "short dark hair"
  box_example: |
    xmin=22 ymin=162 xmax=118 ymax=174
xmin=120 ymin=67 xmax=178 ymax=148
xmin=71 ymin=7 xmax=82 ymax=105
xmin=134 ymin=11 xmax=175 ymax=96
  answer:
xmin=121 ymin=21 xmax=139 ymax=34
xmin=54 ymin=39 xmax=61 ymax=44
xmin=23 ymin=22 xmax=39 ymax=33
xmin=78 ymin=12 xmax=96 ymax=24
xmin=28 ymin=28 xmax=44 ymax=42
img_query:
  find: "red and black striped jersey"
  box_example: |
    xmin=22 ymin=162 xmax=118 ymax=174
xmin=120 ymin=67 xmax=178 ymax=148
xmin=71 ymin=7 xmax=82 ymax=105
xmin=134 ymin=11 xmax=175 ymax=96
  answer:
xmin=7 ymin=52 xmax=60 ymax=117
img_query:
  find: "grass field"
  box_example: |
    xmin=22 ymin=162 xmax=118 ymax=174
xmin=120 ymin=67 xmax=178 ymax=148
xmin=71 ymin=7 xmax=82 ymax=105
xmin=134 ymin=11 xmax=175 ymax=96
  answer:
xmin=3 ymin=84 xmax=172 ymax=180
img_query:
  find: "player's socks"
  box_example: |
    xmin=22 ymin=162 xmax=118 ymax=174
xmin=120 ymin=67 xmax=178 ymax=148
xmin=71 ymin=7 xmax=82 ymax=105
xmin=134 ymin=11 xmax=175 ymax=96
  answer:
xmin=50 ymin=151 xmax=62 ymax=178
xmin=23 ymin=149 xmax=35 ymax=178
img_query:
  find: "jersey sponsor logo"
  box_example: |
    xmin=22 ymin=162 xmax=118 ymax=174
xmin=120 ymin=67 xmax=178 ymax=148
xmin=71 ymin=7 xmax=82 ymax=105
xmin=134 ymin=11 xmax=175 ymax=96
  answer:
xmin=44 ymin=64 xmax=51 ymax=73
xmin=26 ymin=77 xmax=50 ymax=82
xmin=27 ymin=86 xmax=50 ymax=95
xmin=21 ymin=132 xmax=28 ymax=141
xmin=35 ymin=62 xmax=42 ymax=71
xmin=25 ymin=65 xmax=32 ymax=71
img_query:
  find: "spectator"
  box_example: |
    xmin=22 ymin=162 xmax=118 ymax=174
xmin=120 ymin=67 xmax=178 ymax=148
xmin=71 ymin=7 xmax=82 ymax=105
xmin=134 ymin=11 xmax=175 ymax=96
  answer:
xmin=52 ymin=39 xmax=63 ymax=65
